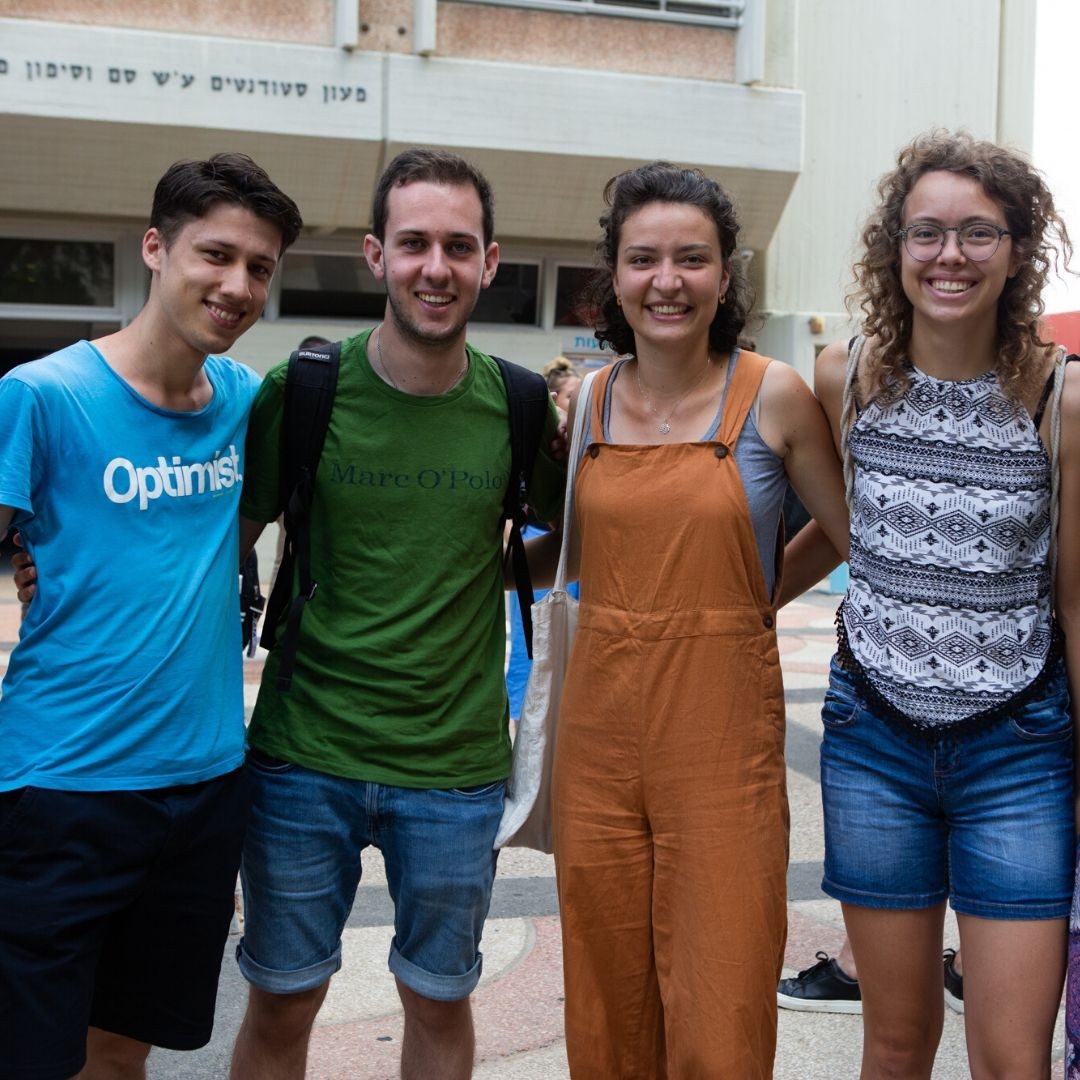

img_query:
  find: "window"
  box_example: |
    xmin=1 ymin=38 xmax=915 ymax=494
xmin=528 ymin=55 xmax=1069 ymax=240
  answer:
xmin=279 ymin=254 xmax=540 ymax=326
xmin=278 ymin=253 xmax=385 ymax=319
xmin=554 ymin=265 xmax=598 ymax=326
xmin=0 ymin=318 xmax=120 ymax=376
xmin=0 ymin=238 xmax=115 ymax=307
xmin=472 ymin=262 xmax=539 ymax=325
xmin=448 ymin=0 xmax=744 ymax=28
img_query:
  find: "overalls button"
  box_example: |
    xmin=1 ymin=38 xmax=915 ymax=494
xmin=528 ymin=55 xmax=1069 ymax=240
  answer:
xmin=762 ymin=614 xmax=774 ymax=629
xmin=588 ymin=445 xmax=600 ymax=459
xmin=714 ymin=444 xmax=729 ymax=459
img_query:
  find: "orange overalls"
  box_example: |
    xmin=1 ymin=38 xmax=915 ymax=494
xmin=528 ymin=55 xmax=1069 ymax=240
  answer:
xmin=553 ymin=353 xmax=789 ymax=1078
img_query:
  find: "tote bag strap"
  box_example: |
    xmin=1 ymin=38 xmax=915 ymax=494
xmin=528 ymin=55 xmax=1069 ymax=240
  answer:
xmin=553 ymin=369 xmax=599 ymax=591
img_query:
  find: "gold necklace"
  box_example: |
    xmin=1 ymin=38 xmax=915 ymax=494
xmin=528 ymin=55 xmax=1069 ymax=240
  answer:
xmin=635 ymin=358 xmax=711 ymax=435
xmin=375 ymin=327 xmax=467 ymax=394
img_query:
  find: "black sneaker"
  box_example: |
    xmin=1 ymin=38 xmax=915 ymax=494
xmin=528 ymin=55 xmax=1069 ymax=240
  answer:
xmin=777 ymin=951 xmax=862 ymax=1014
xmin=943 ymin=948 xmax=964 ymax=1014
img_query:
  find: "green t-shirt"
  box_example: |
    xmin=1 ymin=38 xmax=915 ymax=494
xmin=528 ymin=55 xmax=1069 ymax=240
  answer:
xmin=241 ymin=329 xmax=565 ymax=788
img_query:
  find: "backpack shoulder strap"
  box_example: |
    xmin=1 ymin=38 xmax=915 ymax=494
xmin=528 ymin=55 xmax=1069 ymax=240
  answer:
xmin=492 ymin=355 xmax=550 ymax=659
xmin=493 ymin=355 xmax=549 ymax=518
xmin=1047 ymin=349 xmax=1078 ymax=588
xmin=839 ymin=334 xmax=867 ymax=509
xmin=260 ymin=341 xmax=342 ymax=690
xmin=240 ymin=549 xmax=265 ymax=658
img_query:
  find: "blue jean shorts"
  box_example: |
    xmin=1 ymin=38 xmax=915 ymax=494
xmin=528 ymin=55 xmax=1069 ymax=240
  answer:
xmin=236 ymin=750 xmax=503 ymax=1001
xmin=820 ymin=658 xmax=1074 ymax=919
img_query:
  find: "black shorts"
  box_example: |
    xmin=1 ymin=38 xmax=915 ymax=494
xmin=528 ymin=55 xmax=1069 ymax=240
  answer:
xmin=0 ymin=769 xmax=248 ymax=1080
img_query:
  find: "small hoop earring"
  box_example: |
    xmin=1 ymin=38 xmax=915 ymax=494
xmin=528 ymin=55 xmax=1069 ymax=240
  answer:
xmin=719 ymin=292 xmax=727 ymax=305
xmin=616 ymin=296 xmax=623 ymax=307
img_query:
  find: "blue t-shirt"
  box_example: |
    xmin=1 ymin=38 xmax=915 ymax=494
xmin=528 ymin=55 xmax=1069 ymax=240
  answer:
xmin=0 ymin=341 xmax=260 ymax=791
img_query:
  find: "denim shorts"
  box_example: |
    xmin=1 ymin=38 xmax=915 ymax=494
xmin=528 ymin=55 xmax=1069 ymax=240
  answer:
xmin=236 ymin=749 xmax=503 ymax=1001
xmin=820 ymin=658 xmax=1074 ymax=919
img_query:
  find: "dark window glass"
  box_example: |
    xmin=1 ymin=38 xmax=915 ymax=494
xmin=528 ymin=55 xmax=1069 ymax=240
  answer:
xmin=472 ymin=263 xmax=538 ymax=325
xmin=280 ymin=255 xmax=540 ymax=325
xmin=555 ymin=266 xmax=596 ymax=326
xmin=0 ymin=319 xmax=119 ymax=376
xmin=279 ymin=253 xmax=386 ymax=319
xmin=0 ymin=239 xmax=115 ymax=306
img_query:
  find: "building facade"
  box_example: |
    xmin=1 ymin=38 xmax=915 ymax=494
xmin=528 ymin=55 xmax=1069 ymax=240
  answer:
xmin=0 ymin=0 xmax=1038 ymax=379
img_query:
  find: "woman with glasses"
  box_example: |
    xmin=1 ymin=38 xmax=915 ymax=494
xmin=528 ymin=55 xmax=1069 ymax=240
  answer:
xmin=527 ymin=162 xmax=850 ymax=1076
xmin=788 ymin=130 xmax=1078 ymax=1077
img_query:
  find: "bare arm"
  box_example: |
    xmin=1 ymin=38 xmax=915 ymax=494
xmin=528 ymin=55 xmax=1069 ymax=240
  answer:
xmin=757 ymin=355 xmax=849 ymax=556
xmin=776 ymin=521 xmax=841 ymax=607
xmin=240 ymin=515 xmax=267 ymax=561
xmin=15 ymin=512 xmax=271 ymax=603
xmin=770 ymin=341 xmax=852 ymax=605
xmin=1052 ymin=363 xmax=1080 ymax=830
xmin=2 ymin=511 xmax=37 ymax=605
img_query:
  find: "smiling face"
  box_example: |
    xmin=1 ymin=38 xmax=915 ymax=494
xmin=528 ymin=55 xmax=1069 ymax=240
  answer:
xmin=144 ymin=201 xmax=280 ymax=360
xmin=611 ymin=200 xmax=731 ymax=357
xmin=899 ymin=170 xmax=1020 ymax=333
xmin=364 ymin=180 xmax=499 ymax=349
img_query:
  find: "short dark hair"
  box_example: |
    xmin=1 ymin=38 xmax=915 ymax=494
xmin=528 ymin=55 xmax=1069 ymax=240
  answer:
xmin=150 ymin=153 xmax=303 ymax=255
xmin=585 ymin=162 xmax=753 ymax=356
xmin=371 ymin=148 xmax=495 ymax=247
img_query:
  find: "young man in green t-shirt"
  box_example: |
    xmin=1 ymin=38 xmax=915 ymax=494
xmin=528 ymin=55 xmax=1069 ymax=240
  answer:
xmin=230 ymin=150 xmax=565 ymax=1080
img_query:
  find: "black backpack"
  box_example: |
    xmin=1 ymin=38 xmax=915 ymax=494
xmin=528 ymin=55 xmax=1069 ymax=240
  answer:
xmin=259 ymin=340 xmax=552 ymax=691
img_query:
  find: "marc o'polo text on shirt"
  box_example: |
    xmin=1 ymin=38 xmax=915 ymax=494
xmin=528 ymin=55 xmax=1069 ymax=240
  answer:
xmin=327 ymin=462 xmax=507 ymax=492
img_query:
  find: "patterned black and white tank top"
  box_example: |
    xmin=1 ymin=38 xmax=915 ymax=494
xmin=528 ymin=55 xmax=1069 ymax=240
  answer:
xmin=839 ymin=363 xmax=1055 ymax=734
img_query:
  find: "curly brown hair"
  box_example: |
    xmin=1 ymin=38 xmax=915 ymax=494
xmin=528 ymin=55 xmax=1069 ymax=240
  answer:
xmin=584 ymin=162 xmax=753 ymax=357
xmin=851 ymin=130 xmax=1071 ymax=402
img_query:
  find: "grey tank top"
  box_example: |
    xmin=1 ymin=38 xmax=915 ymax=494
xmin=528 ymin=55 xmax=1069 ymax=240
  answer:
xmin=598 ymin=352 xmax=788 ymax=595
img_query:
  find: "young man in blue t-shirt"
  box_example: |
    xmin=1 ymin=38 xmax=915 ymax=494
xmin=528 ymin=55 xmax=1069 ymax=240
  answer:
xmin=0 ymin=154 xmax=301 ymax=1080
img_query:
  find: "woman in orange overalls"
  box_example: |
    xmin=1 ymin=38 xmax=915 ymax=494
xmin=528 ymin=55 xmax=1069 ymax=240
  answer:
xmin=549 ymin=163 xmax=851 ymax=1077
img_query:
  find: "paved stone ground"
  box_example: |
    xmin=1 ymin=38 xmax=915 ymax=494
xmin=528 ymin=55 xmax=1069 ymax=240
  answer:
xmin=0 ymin=583 xmax=1066 ymax=1077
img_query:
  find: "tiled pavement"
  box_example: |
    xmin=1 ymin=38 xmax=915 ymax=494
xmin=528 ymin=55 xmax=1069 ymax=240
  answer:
xmin=0 ymin=584 xmax=1066 ymax=1077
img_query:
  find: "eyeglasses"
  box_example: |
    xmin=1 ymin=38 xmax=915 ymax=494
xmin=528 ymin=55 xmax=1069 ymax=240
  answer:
xmin=896 ymin=222 xmax=1010 ymax=262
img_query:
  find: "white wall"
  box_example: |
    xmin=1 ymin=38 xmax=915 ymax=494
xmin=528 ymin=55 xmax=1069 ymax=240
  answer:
xmin=757 ymin=0 xmax=1037 ymax=373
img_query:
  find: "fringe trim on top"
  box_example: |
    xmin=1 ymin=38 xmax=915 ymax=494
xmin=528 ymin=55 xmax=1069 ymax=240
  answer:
xmin=834 ymin=604 xmax=1065 ymax=743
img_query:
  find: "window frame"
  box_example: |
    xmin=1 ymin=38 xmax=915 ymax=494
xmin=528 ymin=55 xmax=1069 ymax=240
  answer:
xmin=473 ymin=256 xmax=542 ymax=327
xmin=549 ymin=260 xmax=601 ymax=330
xmin=272 ymin=238 xmax=599 ymax=334
xmin=273 ymin=244 xmax=387 ymax=323
xmin=444 ymin=0 xmax=745 ymax=29
xmin=0 ymin=220 xmax=138 ymax=323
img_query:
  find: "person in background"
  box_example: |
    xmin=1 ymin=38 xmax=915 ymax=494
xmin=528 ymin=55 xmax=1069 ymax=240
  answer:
xmin=542 ymin=355 xmax=583 ymax=414
xmin=778 ymin=939 xmax=964 ymax=1016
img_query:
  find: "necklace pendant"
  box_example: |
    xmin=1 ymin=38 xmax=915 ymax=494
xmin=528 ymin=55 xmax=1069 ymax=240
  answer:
xmin=658 ymin=421 xmax=671 ymax=435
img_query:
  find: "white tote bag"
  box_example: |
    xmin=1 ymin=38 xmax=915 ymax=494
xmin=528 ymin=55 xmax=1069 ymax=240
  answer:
xmin=495 ymin=370 xmax=597 ymax=853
